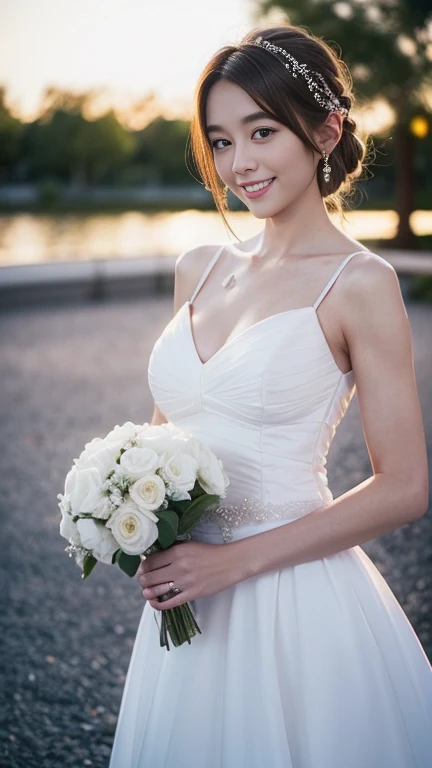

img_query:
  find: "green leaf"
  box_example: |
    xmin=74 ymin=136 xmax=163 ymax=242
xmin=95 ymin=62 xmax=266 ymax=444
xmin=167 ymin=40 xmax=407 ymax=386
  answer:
xmin=156 ymin=508 xmax=179 ymax=550
xmin=112 ymin=549 xmax=122 ymax=565
xmin=117 ymin=552 xmax=141 ymax=577
xmin=190 ymin=480 xmax=206 ymax=499
xmin=167 ymin=499 xmax=187 ymax=515
xmin=82 ymin=553 xmax=98 ymax=579
xmin=177 ymin=494 xmax=220 ymax=534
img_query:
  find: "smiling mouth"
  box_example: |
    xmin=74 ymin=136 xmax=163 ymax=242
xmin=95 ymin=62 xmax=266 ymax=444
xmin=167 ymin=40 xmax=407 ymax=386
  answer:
xmin=242 ymin=177 xmax=275 ymax=192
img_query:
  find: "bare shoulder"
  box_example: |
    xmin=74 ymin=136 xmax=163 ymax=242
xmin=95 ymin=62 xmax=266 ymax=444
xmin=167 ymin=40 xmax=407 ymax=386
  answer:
xmin=340 ymin=251 xmax=412 ymax=380
xmin=340 ymin=250 xmax=405 ymax=324
xmin=343 ymin=249 xmax=398 ymax=284
xmin=173 ymin=244 xmax=221 ymax=313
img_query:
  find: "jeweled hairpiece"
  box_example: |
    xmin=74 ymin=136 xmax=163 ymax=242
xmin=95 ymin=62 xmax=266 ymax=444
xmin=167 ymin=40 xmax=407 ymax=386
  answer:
xmin=252 ymin=36 xmax=350 ymax=117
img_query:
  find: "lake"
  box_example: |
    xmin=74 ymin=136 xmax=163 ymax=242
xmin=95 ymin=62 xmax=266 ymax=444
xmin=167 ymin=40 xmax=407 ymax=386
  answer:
xmin=0 ymin=209 xmax=431 ymax=267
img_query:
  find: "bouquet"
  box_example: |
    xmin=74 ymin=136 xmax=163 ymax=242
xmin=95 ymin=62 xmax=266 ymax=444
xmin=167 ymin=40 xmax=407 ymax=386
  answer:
xmin=57 ymin=421 xmax=229 ymax=650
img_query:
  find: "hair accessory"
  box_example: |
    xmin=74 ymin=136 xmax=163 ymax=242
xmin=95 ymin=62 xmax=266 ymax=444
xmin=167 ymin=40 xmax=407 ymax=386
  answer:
xmin=252 ymin=37 xmax=350 ymax=117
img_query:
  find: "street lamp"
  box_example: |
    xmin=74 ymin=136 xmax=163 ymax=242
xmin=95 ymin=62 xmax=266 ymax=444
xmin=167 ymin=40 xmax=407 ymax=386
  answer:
xmin=409 ymin=115 xmax=429 ymax=138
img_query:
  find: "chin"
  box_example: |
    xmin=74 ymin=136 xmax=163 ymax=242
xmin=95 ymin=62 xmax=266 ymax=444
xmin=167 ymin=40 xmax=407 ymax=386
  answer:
xmin=248 ymin=209 xmax=272 ymax=220
xmin=247 ymin=201 xmax=291 ymax=219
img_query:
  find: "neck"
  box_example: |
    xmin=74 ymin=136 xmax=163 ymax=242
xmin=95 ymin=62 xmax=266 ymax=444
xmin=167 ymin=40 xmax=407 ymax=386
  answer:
xmin=257 ymin=181 xmax=340 ymax=262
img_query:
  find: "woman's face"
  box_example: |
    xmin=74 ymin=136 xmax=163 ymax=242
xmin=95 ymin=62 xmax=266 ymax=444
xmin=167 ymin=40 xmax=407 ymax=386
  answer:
xmin=205 ymin=80 xmax=321 ymax=218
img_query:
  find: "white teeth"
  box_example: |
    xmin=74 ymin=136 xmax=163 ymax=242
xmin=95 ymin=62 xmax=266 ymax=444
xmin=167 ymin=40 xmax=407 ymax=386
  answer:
xmin=244 ymin=178 xmax=274 ymax=192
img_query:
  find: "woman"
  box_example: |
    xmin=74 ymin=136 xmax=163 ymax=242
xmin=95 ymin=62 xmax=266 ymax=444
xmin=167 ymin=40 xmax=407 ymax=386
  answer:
xmin=109 ymin=24 xmax=432 ymax=767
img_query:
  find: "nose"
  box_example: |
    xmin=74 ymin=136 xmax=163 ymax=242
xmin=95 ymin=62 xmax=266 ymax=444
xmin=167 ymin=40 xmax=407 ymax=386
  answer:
xmin=231 ymin=141 xmax=258 ymax=176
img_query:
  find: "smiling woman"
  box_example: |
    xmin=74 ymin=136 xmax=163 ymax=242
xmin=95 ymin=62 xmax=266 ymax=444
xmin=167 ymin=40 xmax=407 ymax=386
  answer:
xmin=189 ymin=26 xmax=364 ymax=234
xmin=108 ymin=21 xmax=432 ymax=768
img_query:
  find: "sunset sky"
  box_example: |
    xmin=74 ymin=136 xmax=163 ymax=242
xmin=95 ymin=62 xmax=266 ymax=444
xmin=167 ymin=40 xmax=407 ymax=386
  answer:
xmin=0 ymin=0 xmax=399 ymax=135
xmin=0 ymin=0 xmax=259 ymax=121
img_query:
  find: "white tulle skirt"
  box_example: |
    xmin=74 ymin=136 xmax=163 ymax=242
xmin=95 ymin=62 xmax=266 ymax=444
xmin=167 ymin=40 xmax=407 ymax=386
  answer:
xmin=109 ymin=520 xmax=432 ymax=768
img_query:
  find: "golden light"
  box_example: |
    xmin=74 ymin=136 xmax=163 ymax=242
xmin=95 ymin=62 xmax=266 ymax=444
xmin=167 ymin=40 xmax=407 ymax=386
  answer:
xmin=354 ymin=98 xmax=395 ymax=137
xmin=409 ymin=116 xmax=429 ymax=138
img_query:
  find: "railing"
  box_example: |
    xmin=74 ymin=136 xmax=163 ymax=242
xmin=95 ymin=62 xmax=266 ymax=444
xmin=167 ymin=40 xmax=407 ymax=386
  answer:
xmin=0 ymin=250 xmax=431 ymax=310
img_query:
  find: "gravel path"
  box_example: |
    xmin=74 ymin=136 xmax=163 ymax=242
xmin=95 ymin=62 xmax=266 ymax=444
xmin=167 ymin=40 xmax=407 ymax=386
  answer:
xmin=0 ymin=294 xmax=431 ymax=768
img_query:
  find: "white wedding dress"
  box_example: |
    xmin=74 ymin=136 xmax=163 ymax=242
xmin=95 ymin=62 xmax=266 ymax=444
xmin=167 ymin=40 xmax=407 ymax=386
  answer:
xmin=109 ymin=245 xmax=432 ymax=768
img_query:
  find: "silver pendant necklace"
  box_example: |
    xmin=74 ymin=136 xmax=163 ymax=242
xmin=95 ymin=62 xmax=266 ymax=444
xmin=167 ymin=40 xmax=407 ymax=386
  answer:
xmin=221 ymin=272 xmax=237 ymax=289
xmin=221 ymin=239 xmax=266 ymax=289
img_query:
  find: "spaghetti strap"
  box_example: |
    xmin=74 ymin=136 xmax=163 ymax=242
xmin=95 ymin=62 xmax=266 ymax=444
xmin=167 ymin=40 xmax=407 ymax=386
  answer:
xmin=313 ymin=251 xmax=366 ymax=310
xmin=189 ymin=245 xmax=225 ymax=304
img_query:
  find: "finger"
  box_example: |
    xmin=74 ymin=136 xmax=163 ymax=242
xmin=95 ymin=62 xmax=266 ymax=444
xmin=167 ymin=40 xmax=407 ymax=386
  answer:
xmin=142 ymin=582 xmax=177 ymax=600
xmin=138 ymin=566 xmax=173 ymax=589
xmin=148 ymin=591 xmax=188 ymax=611
xmin=135 ymin=562 xmax=145 ymax=582
xmin=142 ymin=550 xmax=172 ymax=571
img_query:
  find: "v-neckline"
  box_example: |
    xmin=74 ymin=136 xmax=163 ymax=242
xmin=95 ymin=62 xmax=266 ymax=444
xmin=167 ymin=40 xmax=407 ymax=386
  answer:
xmin=184 ymin=300 xmax=351 ymax=377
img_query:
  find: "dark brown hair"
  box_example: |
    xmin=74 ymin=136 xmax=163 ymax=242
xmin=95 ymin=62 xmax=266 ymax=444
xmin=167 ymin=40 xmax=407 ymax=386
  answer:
xmin=188 ymin=23 xmax=370 ymax=239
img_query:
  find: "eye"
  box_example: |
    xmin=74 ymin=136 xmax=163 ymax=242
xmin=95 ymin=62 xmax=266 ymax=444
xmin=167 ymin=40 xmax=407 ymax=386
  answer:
xmin=252 ymin=128 xmax=275 ymax=140
xmin=211 ymin=139 xmax=230 ymax=151
xmin=210 ymin=127 xmax=276 ymax=151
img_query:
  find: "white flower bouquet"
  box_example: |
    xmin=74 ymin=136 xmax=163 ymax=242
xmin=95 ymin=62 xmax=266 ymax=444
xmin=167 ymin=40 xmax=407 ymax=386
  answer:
xmin=58 ymin=421 xmax=229 ymax=650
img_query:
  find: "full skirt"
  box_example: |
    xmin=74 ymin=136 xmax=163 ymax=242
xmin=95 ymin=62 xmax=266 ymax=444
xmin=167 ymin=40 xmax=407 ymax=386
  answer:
xmin=109 ymin=521 xmax=432 ymax=768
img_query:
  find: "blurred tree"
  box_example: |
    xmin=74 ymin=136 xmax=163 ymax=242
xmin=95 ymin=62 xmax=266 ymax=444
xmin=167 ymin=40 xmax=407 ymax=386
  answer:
xmin=72 ymin=111 xmax=135 ymax=184
xmin=132 ymin=116 xmax=191 ymax=184
xmin=0 ymin=88 xmax=23 ymax=182
xmin=255 ymin=0 xmax=432 ymax=248
xmin=24 ymin=88 xmax=135 ymax=184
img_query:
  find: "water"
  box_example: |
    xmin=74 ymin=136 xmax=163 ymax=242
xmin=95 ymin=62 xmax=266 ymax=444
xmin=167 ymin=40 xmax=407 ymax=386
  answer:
xmin=0 ymin=209 xmax=431 ymax=267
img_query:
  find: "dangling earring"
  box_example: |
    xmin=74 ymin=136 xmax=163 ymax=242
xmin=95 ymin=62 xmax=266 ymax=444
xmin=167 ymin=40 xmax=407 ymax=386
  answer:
xmin=322 ymin=150 xmax=331 ymax=183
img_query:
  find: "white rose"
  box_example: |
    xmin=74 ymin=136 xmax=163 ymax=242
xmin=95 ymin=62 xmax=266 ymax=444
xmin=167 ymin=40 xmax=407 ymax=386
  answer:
xmin=57 ymin=466 xmax=77 ymax=516
xmin=119 ymin=447 xmax=160 ymax=481
xmin=104 ymin=422 xmax=139 ymax=446
xmin=135 ymin=423 xmax=191 ymax=454
xmin=64 ymin=465 xmax=77 ymax=496
xmin=59 ymin=510 xmax=81 ymax=546
xmin=76 ymin=518 xmax=119 ymax=564
xmin=129 ymin=475 xmax=166 ymax=512
xmin=75 ymin=441 xmax=122 ymax=477
xmin=73 ymin=436 xmax=104 ymax=468
xmin=106 ymin=503 xmax=158 ymax=555
xmin=159 ymin=451 xmax=197 ymax=501
xmin=180 ymin=437 xmax=203 ymax=463
xmin=70 ymin=467 xmax=103 ymax=515
xmin=198 ymin=448 xmax=230 ymax=497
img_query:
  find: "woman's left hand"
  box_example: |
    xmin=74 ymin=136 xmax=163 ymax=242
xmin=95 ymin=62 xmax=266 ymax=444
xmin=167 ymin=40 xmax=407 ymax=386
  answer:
xmin=136 ymin=540 xmax=244 ymax=611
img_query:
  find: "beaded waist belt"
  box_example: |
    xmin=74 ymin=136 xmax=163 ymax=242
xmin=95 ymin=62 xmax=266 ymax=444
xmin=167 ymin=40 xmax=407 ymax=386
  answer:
xmin=195 ymin=498 xmax=324 ymax=543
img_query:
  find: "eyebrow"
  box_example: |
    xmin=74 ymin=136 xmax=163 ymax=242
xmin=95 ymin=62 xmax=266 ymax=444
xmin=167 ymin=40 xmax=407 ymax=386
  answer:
xmin=206 ymin=110 xmax=277 ymax=134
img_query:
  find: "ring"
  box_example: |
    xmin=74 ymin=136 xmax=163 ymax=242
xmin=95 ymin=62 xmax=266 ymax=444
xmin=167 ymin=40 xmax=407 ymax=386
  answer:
xmin=158 ymin=583 xmax=183 ymax=603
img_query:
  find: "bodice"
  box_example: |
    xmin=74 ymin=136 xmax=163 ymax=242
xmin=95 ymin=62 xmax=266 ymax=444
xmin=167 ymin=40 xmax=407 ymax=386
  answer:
xmin=147 ymin=246 xmax=366 ymax=540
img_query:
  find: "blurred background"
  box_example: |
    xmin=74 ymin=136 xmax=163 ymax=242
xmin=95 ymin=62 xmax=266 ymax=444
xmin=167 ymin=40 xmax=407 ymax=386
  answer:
xmin=1 ymin=2 xmax=432 ymax=767
xmin=0 ymin=0 xmax=431 ymax=270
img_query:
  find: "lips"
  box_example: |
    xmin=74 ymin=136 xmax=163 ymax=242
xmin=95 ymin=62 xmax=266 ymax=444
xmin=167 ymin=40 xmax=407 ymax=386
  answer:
xmin=241 ymin=177 xmax=276 ymax=199
xmin=239 ymin=177 xmax=275 ymax=188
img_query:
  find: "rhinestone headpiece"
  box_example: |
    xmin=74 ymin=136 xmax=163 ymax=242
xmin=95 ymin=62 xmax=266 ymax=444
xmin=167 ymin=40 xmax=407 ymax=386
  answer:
xmin=252 ymin=37 xmax=350 ymax=117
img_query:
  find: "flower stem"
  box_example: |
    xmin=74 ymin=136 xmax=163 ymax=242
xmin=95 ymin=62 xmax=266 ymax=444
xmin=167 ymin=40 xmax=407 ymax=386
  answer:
xmin=157 ymin=602 xmax=201 ymax=649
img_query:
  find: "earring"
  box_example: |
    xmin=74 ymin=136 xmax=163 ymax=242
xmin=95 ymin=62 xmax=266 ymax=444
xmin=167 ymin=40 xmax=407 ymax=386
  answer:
xmin=322 ymin=150 xmax=331 ymax=183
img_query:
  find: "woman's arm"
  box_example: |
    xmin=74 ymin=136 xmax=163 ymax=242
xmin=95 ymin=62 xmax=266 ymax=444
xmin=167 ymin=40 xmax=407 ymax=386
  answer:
xmin=232 ymin=254 xmax=429 ymax=581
